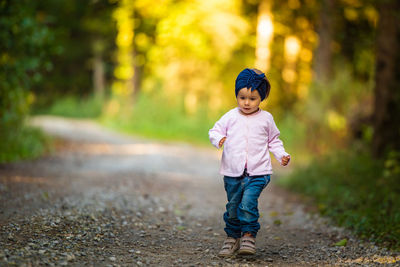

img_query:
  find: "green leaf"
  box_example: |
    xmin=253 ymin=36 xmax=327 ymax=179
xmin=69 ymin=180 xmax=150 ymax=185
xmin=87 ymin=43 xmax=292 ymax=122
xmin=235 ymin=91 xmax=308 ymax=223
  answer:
xmin=334 ymin=238 xmax=347 ymax=246
xmin=176 ymin=225 xmax=185 ymax=231
xmin=41 ymin=191 xmax=49 ymax=200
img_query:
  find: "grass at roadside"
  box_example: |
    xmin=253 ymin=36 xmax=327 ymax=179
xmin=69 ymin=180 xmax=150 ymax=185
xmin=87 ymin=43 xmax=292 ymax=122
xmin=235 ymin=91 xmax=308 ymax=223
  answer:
xmin=278 ymin=150 xmax=400 ymax=250
xmin=0 ymin=126 xmax=51 ymax=163
xmin=34 ymin=95 xmax=103 ymax=119
xmin=101 ymin=94 xmax=217 ymax=145
xmin=33 ymin=94 xmax=217 ymax=145
xmin=2 ymin=95 xmax=102 ymax=163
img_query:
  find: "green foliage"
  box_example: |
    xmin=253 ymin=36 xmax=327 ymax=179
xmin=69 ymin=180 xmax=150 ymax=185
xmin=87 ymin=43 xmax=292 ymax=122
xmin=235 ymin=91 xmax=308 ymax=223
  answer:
xmin=102 ymin=93 xmax=217 ymax=144
xmin=276 ymin=113 xmax=309 ymax=165
xmin=36 ymin=95 xmax=104 ymax=119
xmin=276 ymin=66 xmax=373 ymax=165
xmin=142 ymin=0 xmax=251 ymax=114
xmin=0 ymin=126 xmax=50 ymax=163
xmin=279 ymin=150 xmax=400 ymax=250
xmin=335 ymin=239 xmax=348 ymax=247
xmin=31 ymin=0 xmax=116 ymax=109
xmin=0 ymin=0 xmax=54 ymax=163
xmin=292 ymin=65 xmax=373 ymax=155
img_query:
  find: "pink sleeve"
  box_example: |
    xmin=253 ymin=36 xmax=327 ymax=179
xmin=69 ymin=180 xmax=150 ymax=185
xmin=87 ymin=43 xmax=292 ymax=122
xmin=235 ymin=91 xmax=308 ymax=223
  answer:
xmin=209 ymin=114 xmax=228 ymax=149
xmin=268 ymin=116 xmax=289 ymax=164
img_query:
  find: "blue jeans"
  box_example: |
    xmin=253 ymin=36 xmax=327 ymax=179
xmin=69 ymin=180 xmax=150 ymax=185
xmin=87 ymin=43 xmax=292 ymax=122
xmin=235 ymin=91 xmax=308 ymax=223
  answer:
xmin=223 ymin=174 xmax=270 ymax=238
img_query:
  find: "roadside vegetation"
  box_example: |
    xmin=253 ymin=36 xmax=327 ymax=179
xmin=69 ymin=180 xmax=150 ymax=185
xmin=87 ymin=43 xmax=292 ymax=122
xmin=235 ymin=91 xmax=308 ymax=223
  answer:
xmin=279 ymin=150 xmax=400 ymax=250
xmin=34 ymin=96 xmax=104 ymax=119
xmin=0 ymin=126 xmax=50 ymax=163
xmin=100 ymin=93 xmax=216 ymax=145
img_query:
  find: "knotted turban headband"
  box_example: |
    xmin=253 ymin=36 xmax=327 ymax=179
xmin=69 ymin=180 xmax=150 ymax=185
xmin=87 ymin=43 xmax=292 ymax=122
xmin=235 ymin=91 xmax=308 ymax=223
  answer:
xmin=235 ymin=68 xmax=270 ymax=101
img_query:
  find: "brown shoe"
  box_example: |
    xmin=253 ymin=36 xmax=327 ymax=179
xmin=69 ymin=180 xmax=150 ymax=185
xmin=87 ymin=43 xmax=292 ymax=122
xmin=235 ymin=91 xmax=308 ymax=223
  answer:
xmin=238 ymin=235 xmax=256 ymax=255
xmin=218 ymin=237 xmax=240 ymax=257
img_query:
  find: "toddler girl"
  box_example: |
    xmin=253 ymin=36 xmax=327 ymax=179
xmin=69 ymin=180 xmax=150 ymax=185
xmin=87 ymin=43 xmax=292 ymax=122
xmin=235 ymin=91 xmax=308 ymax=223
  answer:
xmin=209 ymin=68 xmax=290 ymax=256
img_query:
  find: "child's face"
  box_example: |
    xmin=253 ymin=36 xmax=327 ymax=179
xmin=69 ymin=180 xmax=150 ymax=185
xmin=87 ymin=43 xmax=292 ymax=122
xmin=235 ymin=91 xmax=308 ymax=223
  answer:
xmin=236 ymin=88 xmax=261 ymax=115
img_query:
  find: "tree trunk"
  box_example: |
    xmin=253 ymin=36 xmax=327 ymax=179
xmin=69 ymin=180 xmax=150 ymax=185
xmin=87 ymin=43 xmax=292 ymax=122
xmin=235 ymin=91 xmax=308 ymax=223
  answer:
xmin=314 ymin=0 xmax=334 ymax=81
xmin=93 ymin=53 xmax=105 ymax=100
xmin=255 ymin=0 xmax=273 ymax=72
xmin=372 ymin=0 xmax=400 ymax=158
xmin=130 ymin=48 xmax=142 ymax=100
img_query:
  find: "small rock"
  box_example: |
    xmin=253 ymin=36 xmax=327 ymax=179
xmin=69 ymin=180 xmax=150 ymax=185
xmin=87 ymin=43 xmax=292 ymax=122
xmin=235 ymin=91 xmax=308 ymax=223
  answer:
xmin=66 ymin=253 xmax=75 ymax=261
xmin=7 ymin=233 xmax=14 ymax=241
xmin=109 ymin=256 xmax=116 ymax=261
xmin=158 ymin=207 xmax=166 ymax=213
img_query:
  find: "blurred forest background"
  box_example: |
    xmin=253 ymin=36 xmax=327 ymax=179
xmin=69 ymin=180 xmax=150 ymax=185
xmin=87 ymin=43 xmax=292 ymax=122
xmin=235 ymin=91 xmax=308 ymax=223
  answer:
xmin=1 ymin=0 xmax=399 ymax=249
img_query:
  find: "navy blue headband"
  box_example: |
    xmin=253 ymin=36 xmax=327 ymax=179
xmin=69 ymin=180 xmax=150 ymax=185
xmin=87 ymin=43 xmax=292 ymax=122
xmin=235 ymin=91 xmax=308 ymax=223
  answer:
xmin=235 ymin=68 xmax=270 ymax=101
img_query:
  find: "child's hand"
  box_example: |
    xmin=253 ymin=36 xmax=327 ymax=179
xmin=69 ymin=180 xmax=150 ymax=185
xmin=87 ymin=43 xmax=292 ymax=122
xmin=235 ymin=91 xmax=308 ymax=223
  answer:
xmin=219 ymin=137 xmax=226 ymax=148
xmin=281 ymin=155 xmax=290 ymax=166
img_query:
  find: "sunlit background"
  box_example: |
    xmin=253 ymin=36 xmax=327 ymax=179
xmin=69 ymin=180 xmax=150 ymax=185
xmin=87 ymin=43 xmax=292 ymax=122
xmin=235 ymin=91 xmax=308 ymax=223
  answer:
xmin=2 ymin=0 xmax=381 ymax=156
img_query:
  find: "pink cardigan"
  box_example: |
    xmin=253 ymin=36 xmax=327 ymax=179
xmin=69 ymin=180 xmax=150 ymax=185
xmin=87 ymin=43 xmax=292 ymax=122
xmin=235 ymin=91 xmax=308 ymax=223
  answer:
xmin=209 ymin=107 xmax=289 ymax=176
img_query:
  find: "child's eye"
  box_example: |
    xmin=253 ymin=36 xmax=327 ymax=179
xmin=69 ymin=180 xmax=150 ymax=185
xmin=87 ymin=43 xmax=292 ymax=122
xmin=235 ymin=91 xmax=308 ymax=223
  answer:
xmin=240 ymin=97 xmax=245 ymax=100
xmin=250 ymin=98 xmax=256 ymax=101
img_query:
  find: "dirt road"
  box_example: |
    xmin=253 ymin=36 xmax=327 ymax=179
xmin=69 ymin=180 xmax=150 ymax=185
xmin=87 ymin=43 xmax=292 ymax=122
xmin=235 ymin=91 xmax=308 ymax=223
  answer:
xmin=0 ymin=116 xmax=398 ymax=266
